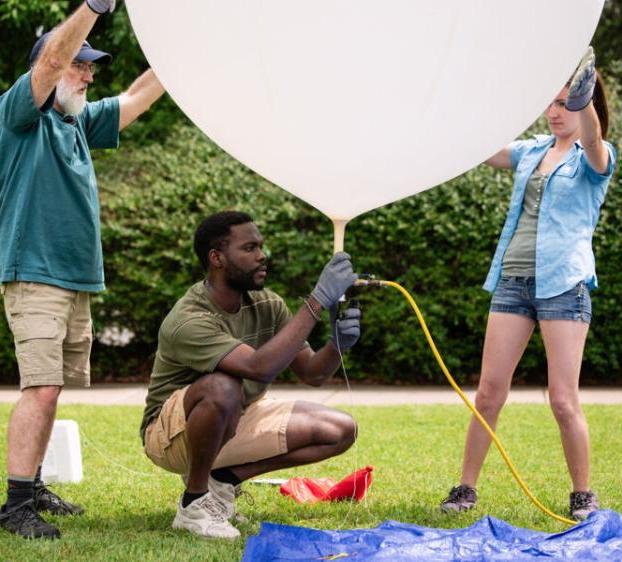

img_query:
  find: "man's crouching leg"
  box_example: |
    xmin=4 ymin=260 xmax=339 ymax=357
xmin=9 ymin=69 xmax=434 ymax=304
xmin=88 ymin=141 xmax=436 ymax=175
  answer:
xmin=223 ymin=401 xmax=357 ymax=482
xmin=172 ymin=372 xmax=243 ymax=540
xmin=280 ymin=401 xmax=357 ymax=465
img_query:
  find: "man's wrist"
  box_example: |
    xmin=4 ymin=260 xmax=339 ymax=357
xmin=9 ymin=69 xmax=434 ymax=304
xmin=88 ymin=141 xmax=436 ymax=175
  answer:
xmin=302 ymin=295 xmax=323 ymax=322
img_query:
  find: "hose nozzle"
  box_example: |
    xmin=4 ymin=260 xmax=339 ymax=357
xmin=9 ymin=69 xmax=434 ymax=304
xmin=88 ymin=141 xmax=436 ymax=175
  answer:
xmin=354 ymin=274 xmax=385 ymax=288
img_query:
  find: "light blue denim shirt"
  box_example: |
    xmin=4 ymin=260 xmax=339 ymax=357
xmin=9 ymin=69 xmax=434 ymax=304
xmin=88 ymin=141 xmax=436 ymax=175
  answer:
xmin=483 ymin=135 xmax=616 ymax=299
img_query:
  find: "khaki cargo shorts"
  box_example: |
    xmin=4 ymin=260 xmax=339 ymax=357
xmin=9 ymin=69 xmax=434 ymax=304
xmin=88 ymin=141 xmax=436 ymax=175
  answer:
xmin=144 ymin=386 xmax=295 ymax=474
xmin=1 ymin=282 xmax=93 ymax=390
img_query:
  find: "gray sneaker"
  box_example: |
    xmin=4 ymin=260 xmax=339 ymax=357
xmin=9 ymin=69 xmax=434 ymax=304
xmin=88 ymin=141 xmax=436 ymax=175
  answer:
xmin=181 ymin=474 xmax=248 ymax=523
xmin=208 ymin=476 xmax=249 ymax=524
xmin=172 ymin=491 xmax=240 ymax=540
xmin=440 ymin=485 xmax=477 ymax=513
xmin=570 ymin=491 xmax=599 ymax=521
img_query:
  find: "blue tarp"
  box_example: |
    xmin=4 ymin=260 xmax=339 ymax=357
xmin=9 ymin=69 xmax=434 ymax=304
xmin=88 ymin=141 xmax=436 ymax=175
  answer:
xmin=242 ymin=510 xmax=622 ymax=561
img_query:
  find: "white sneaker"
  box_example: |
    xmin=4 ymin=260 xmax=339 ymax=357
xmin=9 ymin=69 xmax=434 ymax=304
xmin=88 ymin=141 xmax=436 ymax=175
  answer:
xmin=172 ymin=492 xmax=240 ymax=539
xmin=181 ymin=474 xmax=248 ymax=524
xmin=208 ymin=476 xmax=249 ymax=524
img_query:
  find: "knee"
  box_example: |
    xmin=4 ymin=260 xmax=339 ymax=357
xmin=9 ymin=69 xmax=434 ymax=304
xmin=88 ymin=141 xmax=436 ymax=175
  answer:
xmin=549 ymin=394 xmax=582 ymax=427
xmin=329 ymin=412 xmax=358 ymax=453
xmin=24 ymin=386 xmax=61 ymax=413
xmin=187 ymin=373 xmax=243 ymax=429
xmin=192 ymin=372 xmax=243 ymax=407
xmin=474 ymin=383 xmax=506 ymax=418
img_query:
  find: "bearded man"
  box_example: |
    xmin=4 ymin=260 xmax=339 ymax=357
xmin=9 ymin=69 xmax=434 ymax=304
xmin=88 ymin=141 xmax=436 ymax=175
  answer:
xmin=0 ymin=0 xmax=164 ymax=539
xmin=140 ymin=211 xmax=362 ymax=539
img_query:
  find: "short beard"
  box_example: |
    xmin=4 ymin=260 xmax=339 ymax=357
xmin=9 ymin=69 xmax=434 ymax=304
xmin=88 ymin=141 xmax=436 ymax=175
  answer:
xmin=225 ymin=264 xmax=265 ymax=292
xmin=56 ymin=77 xmax=87 ymax=116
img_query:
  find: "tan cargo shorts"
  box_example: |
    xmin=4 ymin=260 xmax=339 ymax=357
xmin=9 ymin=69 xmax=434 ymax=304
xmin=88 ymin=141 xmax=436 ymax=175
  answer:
xmin=144 ymin=386 xmax=295 ymax=474
xmin=1 ymin=282 xmax=93 ymax=390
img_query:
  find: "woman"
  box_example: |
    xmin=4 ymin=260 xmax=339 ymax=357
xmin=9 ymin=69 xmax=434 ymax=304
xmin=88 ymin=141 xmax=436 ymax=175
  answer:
xmin=441 ymin=48 xmax=616 ymax=520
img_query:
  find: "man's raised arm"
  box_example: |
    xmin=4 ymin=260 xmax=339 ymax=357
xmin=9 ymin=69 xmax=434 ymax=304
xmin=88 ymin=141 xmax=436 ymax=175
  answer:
xmin=31 ymin=1 xmax=114 ymax=108
xmin=118 ymin=69 xmax=165 ymax=131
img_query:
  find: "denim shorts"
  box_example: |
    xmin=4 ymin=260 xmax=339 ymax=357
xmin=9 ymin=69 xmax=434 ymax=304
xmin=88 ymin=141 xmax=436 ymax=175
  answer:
xmin=490 ymin=276 xmax=591 ymax=324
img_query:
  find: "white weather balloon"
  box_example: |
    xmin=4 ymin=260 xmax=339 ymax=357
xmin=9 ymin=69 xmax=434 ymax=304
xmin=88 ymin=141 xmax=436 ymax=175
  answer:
xmin=126 ymin=0 xmax=604 ymax=249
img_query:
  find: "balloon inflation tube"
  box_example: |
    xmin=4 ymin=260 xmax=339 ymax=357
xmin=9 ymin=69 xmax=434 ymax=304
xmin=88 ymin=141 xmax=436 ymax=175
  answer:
xmin=332 ymin=219 xmax=348 ymax=254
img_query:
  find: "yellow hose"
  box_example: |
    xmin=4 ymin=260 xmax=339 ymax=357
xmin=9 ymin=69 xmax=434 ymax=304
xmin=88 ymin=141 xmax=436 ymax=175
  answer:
xmin=361 ymin=279 xmax=575 ymax=526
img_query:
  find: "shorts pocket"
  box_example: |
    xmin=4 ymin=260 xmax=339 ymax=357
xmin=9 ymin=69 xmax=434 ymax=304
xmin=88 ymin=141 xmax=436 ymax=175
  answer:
xmin=66 ymin=318 xmax=93 ymax=344
xmin=144 ymin=417 xmax=169 ymax=462
xmin=64 ymin=319 xmax=93 ymax=377
xmin=11 ymin=316 xmax=62 ymax=376
xmin=146 ymin=390 xmax=188 ymax=459
xmin=167 ymin=390 xmax=188 ymax=443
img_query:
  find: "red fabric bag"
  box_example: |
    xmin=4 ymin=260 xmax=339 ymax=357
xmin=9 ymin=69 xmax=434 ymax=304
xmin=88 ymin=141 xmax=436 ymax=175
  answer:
xmin=280 ymin=466 xmax=373 ymax=504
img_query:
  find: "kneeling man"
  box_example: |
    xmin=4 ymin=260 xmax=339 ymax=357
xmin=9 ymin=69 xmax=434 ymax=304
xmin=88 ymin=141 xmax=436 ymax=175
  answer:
xmin=140 ymin=211 xmax=361 ymax=539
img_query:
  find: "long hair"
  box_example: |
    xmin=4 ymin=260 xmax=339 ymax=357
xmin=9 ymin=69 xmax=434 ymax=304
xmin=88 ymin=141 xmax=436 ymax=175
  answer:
xmin=592 ymin=71 xmax=609 ymax=140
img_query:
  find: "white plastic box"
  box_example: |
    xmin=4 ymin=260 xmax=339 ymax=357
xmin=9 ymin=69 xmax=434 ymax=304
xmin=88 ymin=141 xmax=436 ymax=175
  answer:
xmin=41 ymin=419 xmax=83 ymax=484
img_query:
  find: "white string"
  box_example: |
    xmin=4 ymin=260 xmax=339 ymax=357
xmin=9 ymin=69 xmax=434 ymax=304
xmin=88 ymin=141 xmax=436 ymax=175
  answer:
xmin=331 ymin=316 xmax=373 ymax=529
xmin=80 ymin=428 xmax=166 ymax=478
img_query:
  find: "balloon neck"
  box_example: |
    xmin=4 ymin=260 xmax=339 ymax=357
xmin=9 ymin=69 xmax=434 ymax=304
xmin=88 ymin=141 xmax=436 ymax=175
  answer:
xmin=332 ymin=219 xmax=349 ymax=254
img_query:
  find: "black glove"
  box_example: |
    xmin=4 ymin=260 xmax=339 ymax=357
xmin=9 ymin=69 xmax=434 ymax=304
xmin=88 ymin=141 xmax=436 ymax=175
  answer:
xmin=310 ymin=252 xmax=358 ymax=309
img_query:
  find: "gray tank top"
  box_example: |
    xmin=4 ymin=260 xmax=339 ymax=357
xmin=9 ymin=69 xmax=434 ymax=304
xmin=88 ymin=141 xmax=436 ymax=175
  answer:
xmin=502 ymin=170 xmax=548 ymax=277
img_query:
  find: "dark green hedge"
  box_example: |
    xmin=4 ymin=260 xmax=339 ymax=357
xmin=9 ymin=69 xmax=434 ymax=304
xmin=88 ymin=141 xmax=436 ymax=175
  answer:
xmin=1 ymin=100 xmax=621 ymax=386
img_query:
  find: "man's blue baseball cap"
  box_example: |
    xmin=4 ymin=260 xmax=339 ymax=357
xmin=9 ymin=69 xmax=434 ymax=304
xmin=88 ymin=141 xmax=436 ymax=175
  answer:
xmin=29 ymin=31 xmax=112 ymax=66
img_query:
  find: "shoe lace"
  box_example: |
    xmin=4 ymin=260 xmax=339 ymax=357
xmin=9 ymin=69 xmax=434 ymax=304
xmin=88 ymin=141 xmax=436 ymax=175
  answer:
xmin=236 ymin=487 xmax=255 ymax=507
xmin=197 ymin=494 xmax=228 ymax=521
xmin=572 ymin=492 xmax=593 ymax=510
xmin=17 ymin=502 xmax=42 ymax=528
xmin=35 ymin=485 xmax=61 ymax=504
xmin=1 ymin=501 xmax=44 ymax=530
xmin=446 ymin=485 xmax=472 ymax=503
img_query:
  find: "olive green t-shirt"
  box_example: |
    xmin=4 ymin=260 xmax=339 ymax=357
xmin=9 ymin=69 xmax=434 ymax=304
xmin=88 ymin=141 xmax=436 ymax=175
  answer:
xmin=140 ymin=282 xmax=295 ymax=441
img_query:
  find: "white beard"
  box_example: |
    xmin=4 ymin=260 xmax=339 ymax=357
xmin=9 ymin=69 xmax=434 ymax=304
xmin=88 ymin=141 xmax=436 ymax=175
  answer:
xmin=56 ymin=78 xmax=87 ymax=116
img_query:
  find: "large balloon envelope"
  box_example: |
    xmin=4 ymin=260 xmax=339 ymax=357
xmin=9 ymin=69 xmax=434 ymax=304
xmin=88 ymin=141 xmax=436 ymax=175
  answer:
xmin=126 ymin=1 xmax=604 ymax=231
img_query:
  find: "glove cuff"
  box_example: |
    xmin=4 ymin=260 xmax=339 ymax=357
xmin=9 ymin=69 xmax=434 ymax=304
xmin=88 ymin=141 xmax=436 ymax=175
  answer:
xmin=85 ymin=0 xmax=108 ymax=14
xmin=309 ymin=288 xmax=330 ymax=310
xmin=566 ymin=93 xmax=594 ymax=112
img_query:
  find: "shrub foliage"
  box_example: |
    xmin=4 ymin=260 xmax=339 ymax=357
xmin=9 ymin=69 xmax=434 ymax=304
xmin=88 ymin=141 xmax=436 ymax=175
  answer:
xmin=3 ymin=99 xmax=621 ymax=384
xmin=1 ymin=16 xmax=621 ymax=385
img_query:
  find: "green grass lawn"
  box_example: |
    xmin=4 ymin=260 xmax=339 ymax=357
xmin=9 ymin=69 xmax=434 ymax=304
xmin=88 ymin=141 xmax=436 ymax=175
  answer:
xmin=0 ymin=403 xmax=621 ymax=561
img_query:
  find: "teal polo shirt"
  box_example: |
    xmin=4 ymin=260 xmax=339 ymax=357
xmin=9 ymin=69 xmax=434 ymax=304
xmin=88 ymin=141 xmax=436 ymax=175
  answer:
xmin=0 ymin=71 xmax=120 ymax=292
